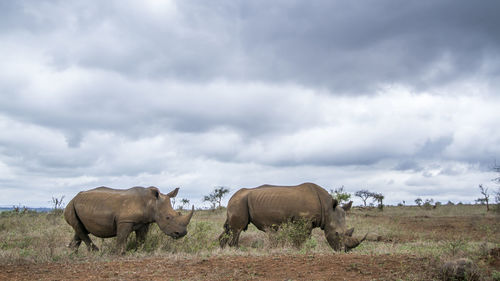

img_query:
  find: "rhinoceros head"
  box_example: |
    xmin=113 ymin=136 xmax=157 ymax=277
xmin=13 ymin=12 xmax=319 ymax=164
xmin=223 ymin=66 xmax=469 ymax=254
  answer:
xmin=324 ymin=200 xmax=363 ymax=251
xmin=152 ymin=187 xmax=194 ymax=239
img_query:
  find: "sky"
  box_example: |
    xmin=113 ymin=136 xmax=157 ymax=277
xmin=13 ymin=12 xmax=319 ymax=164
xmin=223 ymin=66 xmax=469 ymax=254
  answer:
xmin=1 ymin=0 xmax=500 ymax=208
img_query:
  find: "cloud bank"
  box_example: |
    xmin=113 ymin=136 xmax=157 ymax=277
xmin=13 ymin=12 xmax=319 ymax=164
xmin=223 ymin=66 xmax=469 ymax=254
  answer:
xmin=1 ymin=0 xmax=499 ymax=207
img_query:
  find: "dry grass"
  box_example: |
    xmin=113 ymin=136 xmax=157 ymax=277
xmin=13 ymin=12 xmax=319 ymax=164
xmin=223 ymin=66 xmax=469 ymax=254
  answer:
xmin=1 ymin=204 xmax=499 ymax=279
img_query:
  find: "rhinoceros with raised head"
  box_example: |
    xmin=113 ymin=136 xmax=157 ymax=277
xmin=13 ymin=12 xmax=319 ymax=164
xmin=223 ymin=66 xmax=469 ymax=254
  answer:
xmin=64 ymin=186 xmax=194 ymax=254
xmin=219 ymin=183 xmax=366 ymax=251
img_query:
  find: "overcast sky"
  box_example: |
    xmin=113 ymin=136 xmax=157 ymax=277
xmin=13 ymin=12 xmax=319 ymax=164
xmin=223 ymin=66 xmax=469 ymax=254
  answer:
xmin=1 ymin=0 xmax=499 ymax=208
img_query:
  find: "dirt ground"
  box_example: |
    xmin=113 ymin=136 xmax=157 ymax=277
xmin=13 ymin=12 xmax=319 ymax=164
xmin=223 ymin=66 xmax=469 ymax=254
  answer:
xmin=1 ymin=211 xmax=498 ymax=280
xmin=0 ymin=254 xmax=434 ymax=281
xmin=357 ymin=214 xmax=499 ymax=242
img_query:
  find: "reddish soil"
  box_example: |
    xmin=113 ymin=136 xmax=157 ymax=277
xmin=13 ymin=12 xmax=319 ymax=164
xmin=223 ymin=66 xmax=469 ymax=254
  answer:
xmin=357 ymin=215 xmax=499 ymax=242
xmin=0 ymin=254 xmax=435 ymax=281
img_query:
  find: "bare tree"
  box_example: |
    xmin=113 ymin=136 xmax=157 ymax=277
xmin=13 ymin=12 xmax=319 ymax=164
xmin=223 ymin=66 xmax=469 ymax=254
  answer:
xmin=493 ymin=161 xmax=500 ymax=185
xmin=476 ymin=184 xmax=490 ymax=211
xmin=355 ymin=190 xmax=373 ymax=207
xmin=203 ymin=186 xmax=230 ymax=209
xmin=51 ymin=195 xmax=65 ymax=214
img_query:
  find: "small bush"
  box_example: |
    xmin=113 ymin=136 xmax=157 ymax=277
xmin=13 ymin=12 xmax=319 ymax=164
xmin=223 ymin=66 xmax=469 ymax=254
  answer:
xmin=300 ymin=237 xmax=318 ymax=254
xmin=491 ymin=270 xmax=500 ymax=281
xmin=266 ymin=218 xmax=312 ymax=249
xmin=443 ymin=238 xmax=468 ymax=257
xmin=440 ymin=258 xmax=481 ymax=281
xmin=177 ymin=221 xmax=218 ymax=253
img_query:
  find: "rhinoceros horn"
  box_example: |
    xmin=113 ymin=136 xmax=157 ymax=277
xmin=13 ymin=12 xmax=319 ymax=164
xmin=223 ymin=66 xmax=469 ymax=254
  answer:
xmin=179 ymin=205 xmax=194 ymax=226
xmin=344 ymin=232 xmax=368 ymax=252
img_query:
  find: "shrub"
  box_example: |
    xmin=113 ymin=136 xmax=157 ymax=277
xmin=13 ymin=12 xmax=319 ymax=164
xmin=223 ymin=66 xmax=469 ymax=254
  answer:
xmin=178 ymin=221 xmax=218 ymax=253
xmin=423 ymin=199 xmax=434 ymax=210
xmin=300 ymin=237 xmax=318 ymax=254
xmin=492 ymin=270 xmax=500 ymax=281
xmin=440 ymin=258 xmax=481 ymax=281
xmin=266 ymin=218 xmax=312 ymax=249
xmin=152 ymin=221 xmax=219 ymax=254
xmin=443 ymin=238 xmax=468 ymax=257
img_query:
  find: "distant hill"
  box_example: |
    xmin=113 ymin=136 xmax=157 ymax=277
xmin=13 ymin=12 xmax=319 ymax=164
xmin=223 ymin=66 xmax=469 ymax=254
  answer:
xmin=0 ymin=206 xmax=53 ymax=213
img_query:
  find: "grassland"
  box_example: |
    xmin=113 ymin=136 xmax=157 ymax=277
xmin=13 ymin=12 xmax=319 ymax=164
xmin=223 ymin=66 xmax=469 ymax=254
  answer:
xmin=0 ymin=204 xmax=499 ymax=280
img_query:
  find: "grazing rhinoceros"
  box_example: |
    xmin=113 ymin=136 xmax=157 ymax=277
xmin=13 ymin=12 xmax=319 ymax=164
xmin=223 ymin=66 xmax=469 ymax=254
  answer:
xmin=218 ymin=183 xmax=367 ymax=251
xmin=64 ymin=186 xmax=194 ymax=254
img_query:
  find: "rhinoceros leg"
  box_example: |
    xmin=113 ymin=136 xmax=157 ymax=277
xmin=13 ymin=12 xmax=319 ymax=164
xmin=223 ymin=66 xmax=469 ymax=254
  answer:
xmin=80 ymin=233 xmax=99 ymax=252
xmin=69 ymin=225 xmax=98 ymax=252
xmin=68 ymin=233 xmax=82 ymax=250
xmin=219 ymin=215 xmax=248 ymax=248
xmin=116 ymin=222 xmax=134 ymax=254
xmin=135 ymin=224 xmax=150 ymax=246
xmin=228 ymin=229 xmax=242 ymax=247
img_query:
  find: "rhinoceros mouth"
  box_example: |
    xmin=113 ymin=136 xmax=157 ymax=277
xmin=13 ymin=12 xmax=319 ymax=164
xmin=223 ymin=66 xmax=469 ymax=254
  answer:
xmin=169 ymin=230 xmax=187 ymax=239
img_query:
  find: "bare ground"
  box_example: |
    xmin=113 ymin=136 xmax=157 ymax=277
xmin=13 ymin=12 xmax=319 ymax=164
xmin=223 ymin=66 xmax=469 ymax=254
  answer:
xmin=1 ymin=209 xmax=498 ymax=280
xmin=0 ymin=253 xmax=435 ymax=281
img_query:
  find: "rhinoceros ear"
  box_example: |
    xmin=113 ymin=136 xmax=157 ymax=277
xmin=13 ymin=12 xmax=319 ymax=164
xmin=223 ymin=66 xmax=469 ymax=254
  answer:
xmin=342 ymin=201 xmax=353 ymax=212
xmin=167 ymin=187 xmax=180 ymax=198
xmin=148 ymin=187 xmax=160 ymax=199
xmin=332 ymin=199 xmax=339 ymax=209
xmin=346 ymin=227 xmax=354 ymax=237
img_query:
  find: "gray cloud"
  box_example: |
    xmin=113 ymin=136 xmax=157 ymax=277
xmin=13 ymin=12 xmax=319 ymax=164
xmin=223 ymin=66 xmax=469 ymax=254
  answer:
xmin=2 ymin=1 xmax=500 ymax=93
xmin=1 ymin=1 xmax=499 ymax=207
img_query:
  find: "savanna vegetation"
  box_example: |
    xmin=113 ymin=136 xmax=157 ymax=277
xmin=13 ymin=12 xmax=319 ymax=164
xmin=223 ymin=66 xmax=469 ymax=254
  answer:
xmin=0 ymin=203 xmax=499 ymax=280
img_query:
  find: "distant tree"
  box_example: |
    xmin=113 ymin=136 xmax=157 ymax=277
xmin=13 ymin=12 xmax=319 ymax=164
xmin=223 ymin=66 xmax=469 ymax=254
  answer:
xmin=476 ymin=198 xmax=487 ymax=205
xmin=415 ymin=198 xmax=423 ymax=207
xmin=372 ymin=193 xmax=385 ymax=210
xmin=329 ymin=186 xmax=351 ymax=204
xmin=446 ymin=200 xmax=455 ymax=206
xmin=355 ymin=190 xmax=373 ymax=207
xmin=12 ymin=205 xmax=27 ymax=214
xmin=493 ymin=161 xmax=500 ymax=185
xmin=476 ymin=184 xmax=490 ymax=211
xmin=423 ymin=198 xmax=434 ymax=210
xmin=51 ymin=195 xmax=65 ymax=214
xmin=203 ymin=186 xmax=230 ymax=209
xmin=492 ymin=161 xmax=500 ymax=212
xmin=180 ymin=198 xmax=190 ymax=210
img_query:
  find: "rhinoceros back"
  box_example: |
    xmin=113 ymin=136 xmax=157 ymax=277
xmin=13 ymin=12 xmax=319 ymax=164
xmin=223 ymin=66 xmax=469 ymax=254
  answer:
xmin=65 ymin=187 xmax=154 ymax=238
xmin=246 ymin=184 xmax=323 ymax=231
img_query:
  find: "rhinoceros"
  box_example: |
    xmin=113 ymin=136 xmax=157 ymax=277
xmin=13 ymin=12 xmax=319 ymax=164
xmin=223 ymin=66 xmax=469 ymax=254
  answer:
xmin=218 ymin=183 xmax=366 ymax=251
xmin=64 ymin=186 xmax=193 ymax=254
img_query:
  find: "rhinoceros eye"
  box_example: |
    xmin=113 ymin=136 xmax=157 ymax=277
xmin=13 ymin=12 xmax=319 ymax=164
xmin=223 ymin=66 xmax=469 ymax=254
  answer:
xmin=166 ymin=216 xmax=171 ymax=220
